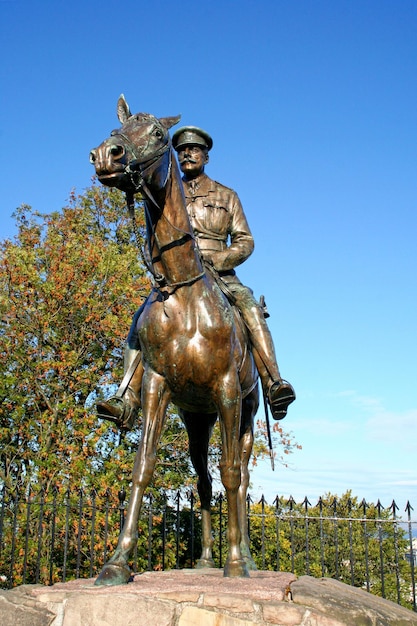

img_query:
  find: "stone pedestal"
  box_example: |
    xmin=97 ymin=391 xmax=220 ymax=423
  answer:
xmin=1 ymin=569 xmax=416 ymax=625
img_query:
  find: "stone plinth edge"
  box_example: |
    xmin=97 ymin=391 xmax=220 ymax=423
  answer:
xmin=0 ymin=569 xmax=416 ymax=625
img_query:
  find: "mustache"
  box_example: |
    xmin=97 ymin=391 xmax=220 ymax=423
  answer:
xmin=179 ymin=156 xmax=197 ymax=165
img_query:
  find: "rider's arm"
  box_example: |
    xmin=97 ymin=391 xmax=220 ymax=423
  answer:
xmin=207 ymin=191 xmax=254 ymax=272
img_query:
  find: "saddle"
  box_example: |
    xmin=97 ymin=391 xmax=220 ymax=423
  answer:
xmin=206 ymin=263 xmax=295 ymax=419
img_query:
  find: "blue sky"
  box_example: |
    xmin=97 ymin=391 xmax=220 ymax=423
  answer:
xmin=1 ymin=1 xmax=416 ymax=517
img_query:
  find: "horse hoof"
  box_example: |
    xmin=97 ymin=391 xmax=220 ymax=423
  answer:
xmin=223 ymin=559 xmax=250 ymax=578
xmin=240 ymin=545 xmax=258 ymax=571
xmin=196 ymin=557 xmax=216 ymax=569
xmin=94 ymin=563 xmax=132 ymax=586
xmin=243 ymin=556 xmax=258 ymax=571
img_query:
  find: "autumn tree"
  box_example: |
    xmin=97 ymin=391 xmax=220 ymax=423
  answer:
xmin=0 ymin=183 xmax=195 ymax=494
xmin=0 ymin=182 xmax=300 ymax=584
xmin=0 ymin=182 xmax=298 ymax=494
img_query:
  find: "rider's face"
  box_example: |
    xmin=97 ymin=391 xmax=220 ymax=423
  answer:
xmin=177 ymin=145 xmax=209 ymax=180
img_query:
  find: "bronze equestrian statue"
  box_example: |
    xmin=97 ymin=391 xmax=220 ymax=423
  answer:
xmin=90 ymin=96 xmax=295 ymax=585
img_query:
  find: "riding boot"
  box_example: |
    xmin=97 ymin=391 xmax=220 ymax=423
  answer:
xmin=247 ymin=312 xmax=295 ymax=420
xmin=96 ymin=347 xmax=143 ymax=430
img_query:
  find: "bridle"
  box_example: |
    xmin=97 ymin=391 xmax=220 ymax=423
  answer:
xmin=111 ymin=128 xmax=205 ymax=292
xmin=110 ymin=129 xmax=171 ymax=204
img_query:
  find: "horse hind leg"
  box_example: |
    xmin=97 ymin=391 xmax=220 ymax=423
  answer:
xmin=181 ymin=410 xmax=217 ymax=568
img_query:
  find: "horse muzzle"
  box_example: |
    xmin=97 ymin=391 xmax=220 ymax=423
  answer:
xmin=90 ymin=141 xmax=129 ymax=186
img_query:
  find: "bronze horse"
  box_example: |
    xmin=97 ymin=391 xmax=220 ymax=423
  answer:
xmin=90 ymin=96 xmax=259 ymax=585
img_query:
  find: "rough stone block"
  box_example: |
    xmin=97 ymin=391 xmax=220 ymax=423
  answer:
xmin=203 ymin=592 xmax=255 ymax=612
xmin=62 ymin=593 xmax=175 ymax=626
xmin=0 ymin=587 xmax=56 ymax=626
xmin=261 ymin=601 xmax=307 ymax=625
xmin=158 ymin=589 xmax=201 ymax=603
xmin=290 ymin=576 xmax=417 ymax=626
xmin=178 ymin=606 xmax=256 ymax=626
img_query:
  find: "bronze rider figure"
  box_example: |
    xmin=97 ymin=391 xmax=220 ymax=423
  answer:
xmin=97 ymin=126 xmax=295 ymax=429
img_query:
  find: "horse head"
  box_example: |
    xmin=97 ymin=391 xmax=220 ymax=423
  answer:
xmin=90 ymin=95 xmax=181 ymax=197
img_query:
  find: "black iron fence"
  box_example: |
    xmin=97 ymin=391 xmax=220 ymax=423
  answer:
xmin=0 ymin=484 xmax=415 ymax=612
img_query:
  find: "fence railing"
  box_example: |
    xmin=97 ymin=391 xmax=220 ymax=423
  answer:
xmin=0 ymin=485 xmax=415 ymax=612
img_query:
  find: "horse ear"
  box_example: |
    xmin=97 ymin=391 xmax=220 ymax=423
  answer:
xmin=159 ymin=115 xmax=181 ymax=130
xmin=117 ymin=94 xmax=132 ymax=124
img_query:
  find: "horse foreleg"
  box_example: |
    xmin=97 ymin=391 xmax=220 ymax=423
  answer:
xmin=95 ymin=373 xmax=170 ymax=586
xmin=181 ymin=410 xmax=217 ymax=568
xmin=218 ymin=376 xmax=249 ymax=578
xmin=238 ymin=389 xmax=258 ymax=570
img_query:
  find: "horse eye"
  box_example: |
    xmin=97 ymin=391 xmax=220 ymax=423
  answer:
xmin=154 ymin=128 xmax=163 ymax=139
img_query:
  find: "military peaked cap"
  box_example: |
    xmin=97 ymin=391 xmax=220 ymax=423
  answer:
xmin=172 ymin=126 xmax=213 ymax=152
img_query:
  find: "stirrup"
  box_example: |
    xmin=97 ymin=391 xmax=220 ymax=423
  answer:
xmin=97 ymin=396 xmax=133 ymax=429
xmin=268 ymin=380 xmax=296 ymax=420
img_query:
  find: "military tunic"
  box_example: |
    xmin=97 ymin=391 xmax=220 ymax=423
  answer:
xmin=182 ymin=173 xmax=254 ymax=277
xmin=182 ymin=173 xmax=265 ymax=333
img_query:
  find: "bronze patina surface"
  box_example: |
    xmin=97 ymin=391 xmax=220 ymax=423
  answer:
xmin=90 ymin=96 xmax=294 ymax=585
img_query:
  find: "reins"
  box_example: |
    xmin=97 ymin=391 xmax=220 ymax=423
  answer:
xmin=121 ymin=138 xmax=206 ymax=292
xmin=125 ymin=191 xmax=164 ymax=285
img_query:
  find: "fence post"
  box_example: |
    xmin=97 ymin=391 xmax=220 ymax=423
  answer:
xmin=274 ymin=496 xmax=281 ymax=573
xmin=347 ymin=497 xmax=355 ymax=586
xmin=22 ymin=485 xmax=32 ymax=584
xmin=331 ymin=497 xmax=339 ymax=580
xmin=259 ymin=495 xmax=266 ymax=570
xmin=147 ymin=492 xmax=154 ymax=571
xmin=405 ymin=501 xmax=416 ymax=612
xmin=302 ymin=497 xmax=311 ymax=575
xmin=218 ymin=492 xmax=224 ymax=568
xmin=317 ymin=497 xmax=325 ymax=577
xmin=376 ymin=500 xmax=385 ymax=598
xmin=35 ymin=487 xmax=46 ymax=584
xmin=9 ymin=491 xmax=19 ymax=588
xmin=288 ymin=496 xmax=295 ymax=573
xmin=361 ymin=498 xmax=370 ymax=592
xmin=0 ymin=485 xmax=5 ymax=559
xmin=175 ymin=491 xmax=181 ymax=569
xmin=62 ymin=487 xmax=71 ymax=583
xmin=89 ymin=488 xmax=97 ymax=579
xmin=189 ymin=491 xmax=195 ymax=569
xmin=246 ymin=493 xmax=253 ymax=544
xmin=389 ymin=500 xmax=401 ymax=605
xmin=118 ymin=488 xmax=126 ymax=532
xmin=103 ymin=488 xmax=111 ymax=565
xmin=162 ymin=494 xmax=167 ymax=571
xmin=49 ymin=485 xmax=59 ymax=585
xmin=76 ymin=488 xmax=83 ymax=579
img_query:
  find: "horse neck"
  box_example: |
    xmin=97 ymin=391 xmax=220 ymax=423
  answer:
xmin=147 ymin=150 xmax=204 ymax=287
